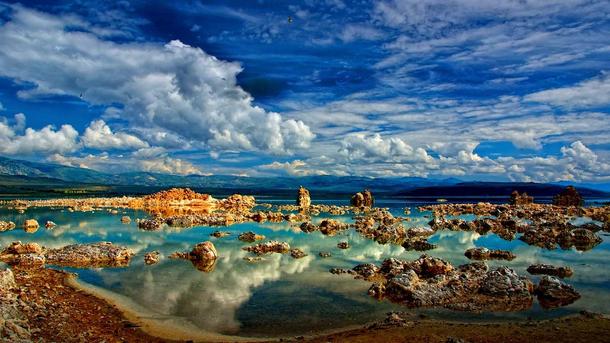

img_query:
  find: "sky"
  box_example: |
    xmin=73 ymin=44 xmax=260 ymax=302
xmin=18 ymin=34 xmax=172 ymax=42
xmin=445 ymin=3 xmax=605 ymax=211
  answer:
xmin=0 ymin=0 xmax=609 ymax=183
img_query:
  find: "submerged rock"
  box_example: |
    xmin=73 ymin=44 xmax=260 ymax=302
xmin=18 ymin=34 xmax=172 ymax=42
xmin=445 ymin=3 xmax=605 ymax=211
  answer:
xmin=337 ymin=241 xmax=350 ymax=249
xmin=120 ymin=216 xmax=131 ymax=223
xmin=527 ymin=264 xmax=573 ymax=278
xmin=138 ymin=218 xmax=163 ymax=231
xmin=144 ymin=251 xmax=160 ymax=265
xmin=243 ymin=256 xmax=263 ymax=263
xmin=319 ymin=252 xmax=331 ymax=258
xmin=210 ymin=230 xmax=230 ymax=238
xmin=238 ymin=231 xmax=265 ymax=242
xmin=535 ymin=276 xmax=581 ymax=309
xmin=0 ymin=221 xmax=16 ymax=232
xmin=290 ymin=248 xmax=308 ymax=259
xmin=44 ymin=221 xmax=57 ymax=229
xmin=402 ymin=239 xmax=437 ymax=251
xmin=465 ymin=247 xmax=516 ymax=261
xmin=243 ymin=241 xmax=290 ymax=255
xmin=45 ymin=242 xmax=135 ymax=268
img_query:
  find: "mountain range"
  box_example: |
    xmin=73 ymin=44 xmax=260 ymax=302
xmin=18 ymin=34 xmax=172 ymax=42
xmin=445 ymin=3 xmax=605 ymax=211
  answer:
xmin=0 ymin=156 xmax=608 ymax=198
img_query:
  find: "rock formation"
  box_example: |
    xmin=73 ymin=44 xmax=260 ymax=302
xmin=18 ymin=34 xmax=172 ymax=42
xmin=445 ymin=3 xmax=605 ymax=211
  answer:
xmin=509 ymin=191 xmax=534 ymax=205
xmin=351 ymin=189 xmax=374 ymax=207
xmin=290 ymin=248 xmax=307 ymax=259
xmin=334 ymin=255 xmax=535 ymax=312
xmin=553 ymin=186 xmax=584 ymax=207
xmin=296 ymin=186 xmax=311 ymax=210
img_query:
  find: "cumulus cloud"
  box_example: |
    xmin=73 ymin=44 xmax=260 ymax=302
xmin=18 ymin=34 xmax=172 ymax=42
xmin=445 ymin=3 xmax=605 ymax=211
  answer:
xmin=82 ymin=120 xmax=149 ymax=150
xmin=525 ymin=73 xmax=610 ymax=108
xmin=0 ymin=5 xmax=314 ymax=155
xmin=49 ymin=148 xmax=205 ymax=176
xmin=259 ymin=160 xmax=328 ymax=176
xmin=339 ymin=133 xmax=434 ymax=163
xmin=0 ymin=113 xmax=80 ymax=156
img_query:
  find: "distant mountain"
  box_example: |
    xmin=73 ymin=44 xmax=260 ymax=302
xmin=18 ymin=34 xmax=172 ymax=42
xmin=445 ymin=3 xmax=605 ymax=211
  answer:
xmin=0 ymin=156 xmax=608 ymax=198
xmin=399 ymin=182 xmax=608 ymax=198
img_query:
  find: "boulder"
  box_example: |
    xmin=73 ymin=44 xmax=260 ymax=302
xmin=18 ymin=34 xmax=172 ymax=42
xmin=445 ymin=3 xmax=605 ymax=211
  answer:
xmin=210 ymin=230 xmax=230 ymax=238
xmin=535 ymin=276 xmax=581 ymax=309
xmin=138 ymin=218 xmax=163 ymax=231
xmin=45 ymin=221 xmax=57 ymax=228
xmin=120 ymin=216 xmax=131 ymax=223
xmin=300 ymin=222 xmax=317 ymax=233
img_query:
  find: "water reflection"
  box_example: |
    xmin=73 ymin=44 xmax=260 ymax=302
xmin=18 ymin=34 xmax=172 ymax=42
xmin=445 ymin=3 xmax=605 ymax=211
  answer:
xmin=0 ymin=202 xmax=609 ymax=337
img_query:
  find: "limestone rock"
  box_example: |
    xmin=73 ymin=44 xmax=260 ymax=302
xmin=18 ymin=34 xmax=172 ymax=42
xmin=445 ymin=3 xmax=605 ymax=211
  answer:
xmin=553 ymin=186 xmax=583 ymax=207
xmin=243 ymin=241 xmax=290 ymax=255
xmin=144 ymin=251 xmax=160 ymax=265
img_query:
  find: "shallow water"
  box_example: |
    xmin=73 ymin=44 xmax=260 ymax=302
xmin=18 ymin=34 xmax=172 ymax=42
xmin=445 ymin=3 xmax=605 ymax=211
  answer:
xmin=1 ymin=198 xmax=609 ymax=337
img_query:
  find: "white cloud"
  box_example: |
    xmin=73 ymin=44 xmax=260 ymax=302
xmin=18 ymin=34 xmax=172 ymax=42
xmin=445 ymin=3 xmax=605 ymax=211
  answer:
xmin=260 ymin=160 xmax=328 ymax=176
xmin=0 ymin=113 xmax=80 ymax=156
xmin=525 ymin=73 xmax=610 ymax=108
xmin=82 ymin=120 xmax=149 ymax=150
xmin=0 ymin=5 xmax=314 ymax=155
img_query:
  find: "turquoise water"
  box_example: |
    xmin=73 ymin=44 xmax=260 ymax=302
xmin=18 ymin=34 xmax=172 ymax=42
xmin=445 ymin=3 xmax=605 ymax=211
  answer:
xmin=1 ymin=198 xmax=609 ymax=337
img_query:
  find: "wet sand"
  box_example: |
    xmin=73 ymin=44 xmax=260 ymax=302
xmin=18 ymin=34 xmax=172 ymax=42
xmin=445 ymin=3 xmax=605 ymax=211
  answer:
xmin=9 ymin=266 xmax=610 ymax=343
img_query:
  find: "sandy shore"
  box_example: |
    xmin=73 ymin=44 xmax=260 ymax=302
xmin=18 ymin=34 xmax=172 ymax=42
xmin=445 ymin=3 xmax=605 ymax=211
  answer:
xmin=7 ymin=266 xmax=610 ymax=343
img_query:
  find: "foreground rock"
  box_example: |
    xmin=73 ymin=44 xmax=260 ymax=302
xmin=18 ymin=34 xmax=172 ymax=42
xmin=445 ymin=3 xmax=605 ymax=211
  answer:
xmin=243 ymin=241 xmax=290 ymax=255
xmin=527 ymin=264 xmax=573 ymax=278
xmin=296 ymin=186 xmax=311 ymax=211
xmin=465 ymin=247 xmax=516 ymax=261
xmin=334 ymin=255 xmax=535 ymax=312
xmin=0 ymin=268 xmax=32 ymax=342
xmin=535 ymin=276 xmax=581 ymax=309
xmin=169 ymin=241 xmax=218 ymax=272
xmin=46 ymin=242 xmax=135 ymax=268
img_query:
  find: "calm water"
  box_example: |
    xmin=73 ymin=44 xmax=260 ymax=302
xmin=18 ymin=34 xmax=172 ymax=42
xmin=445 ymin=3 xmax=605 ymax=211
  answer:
xmin=1 ymin=198 xmax=609 ymax=337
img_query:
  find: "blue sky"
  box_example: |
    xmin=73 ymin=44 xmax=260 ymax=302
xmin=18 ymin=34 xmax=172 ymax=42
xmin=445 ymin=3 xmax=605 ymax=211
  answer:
xmin=0 ymin=0 xmax=609 ymax=182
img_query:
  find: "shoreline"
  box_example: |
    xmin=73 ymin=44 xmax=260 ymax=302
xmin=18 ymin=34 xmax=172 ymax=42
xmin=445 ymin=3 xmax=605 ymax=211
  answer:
xmin=5 ymin=265 xmax=610 ymax=342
